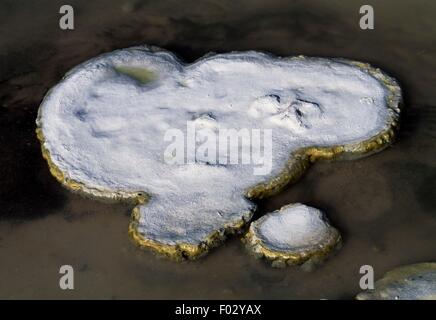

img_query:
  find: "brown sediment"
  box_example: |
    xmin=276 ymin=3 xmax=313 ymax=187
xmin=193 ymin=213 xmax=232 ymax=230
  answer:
xmin=114 ymin=65 xmax=157 ymax=84
xmin=36 ymin=55 xmax=402 ymax=261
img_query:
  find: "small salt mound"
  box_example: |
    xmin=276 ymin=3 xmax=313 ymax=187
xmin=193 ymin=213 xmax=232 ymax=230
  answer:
xmin=245 ymin=203 xmax=341 ymax=267
xmin=356 ymin=263 xmax=436 ymax=300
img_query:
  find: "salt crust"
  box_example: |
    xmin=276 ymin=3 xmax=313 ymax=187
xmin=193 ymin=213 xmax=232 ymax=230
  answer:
xmin=36 ymin=46 xmax=402 ymax=259
xmin=244 ymin=203 xmax=341 ymax=266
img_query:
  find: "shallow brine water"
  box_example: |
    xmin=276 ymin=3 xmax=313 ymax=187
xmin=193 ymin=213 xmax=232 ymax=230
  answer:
xmin=0 ymin=0 xmax=435 ymax=299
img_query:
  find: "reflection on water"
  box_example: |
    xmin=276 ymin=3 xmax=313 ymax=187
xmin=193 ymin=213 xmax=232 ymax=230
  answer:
xmin=0 ymin=0 xmax=435 ymax=299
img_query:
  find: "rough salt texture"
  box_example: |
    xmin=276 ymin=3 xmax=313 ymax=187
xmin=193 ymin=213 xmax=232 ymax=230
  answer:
xmin=356 ymin=263 xmax=436 ymax=300
xmin=245 ymin=204 xmax=340 ymax=266
xmin=36 ymin=46 xmax=401 ymax=259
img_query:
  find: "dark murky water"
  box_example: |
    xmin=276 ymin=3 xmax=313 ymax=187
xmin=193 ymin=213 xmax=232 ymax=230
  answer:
xmin=0 ymin=0 xmax=435 ymax=299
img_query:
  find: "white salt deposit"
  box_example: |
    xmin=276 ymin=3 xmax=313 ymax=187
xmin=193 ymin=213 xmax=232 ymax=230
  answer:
xmin=36 ymin=46 xmax=401 ymax=256
xmin=245 ymin=203 xmax=340 ymax=266
xmin=254 ymin=204 xmax=338 ymax=252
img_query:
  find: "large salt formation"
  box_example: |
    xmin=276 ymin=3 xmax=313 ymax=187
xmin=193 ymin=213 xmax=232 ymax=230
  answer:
xmin=37 ymin=46 xmax=401 ymax=260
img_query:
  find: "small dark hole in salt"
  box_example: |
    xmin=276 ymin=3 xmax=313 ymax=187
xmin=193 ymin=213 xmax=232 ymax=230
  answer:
xmin=266 ymin=94 xmax=281 ymax=103
xmin=74 ymin=109 xmax=88 ymax=121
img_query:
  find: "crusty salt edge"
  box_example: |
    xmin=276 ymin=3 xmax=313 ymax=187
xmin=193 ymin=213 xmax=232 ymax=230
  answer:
xmin=356 ymin=263 xmax=436 ymax=300
xmin=243 ymin=204 xmax=341 ymax=267
xmin=129 ymin=206 xmax=251 ymax=260
xmin=36 ymin=126 xmax=253 ymax=261
xmin=246 ymin=58 xmax=402 ymax=199
xmin=35 ymin=51 xmax=402 ymax=261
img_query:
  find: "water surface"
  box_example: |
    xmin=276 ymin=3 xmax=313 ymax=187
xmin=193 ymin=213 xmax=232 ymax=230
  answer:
xmin=0 ymin=0 xmax=435 ymax=299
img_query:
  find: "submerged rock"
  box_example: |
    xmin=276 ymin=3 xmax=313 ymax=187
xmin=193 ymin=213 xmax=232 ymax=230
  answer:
xmin=244 ymin=203 xmax=341 ymax=267
xmin=36 ymin=46 xmax=401 ymax=260
xmin=356 ymin=263 xmax=436 ymax=300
